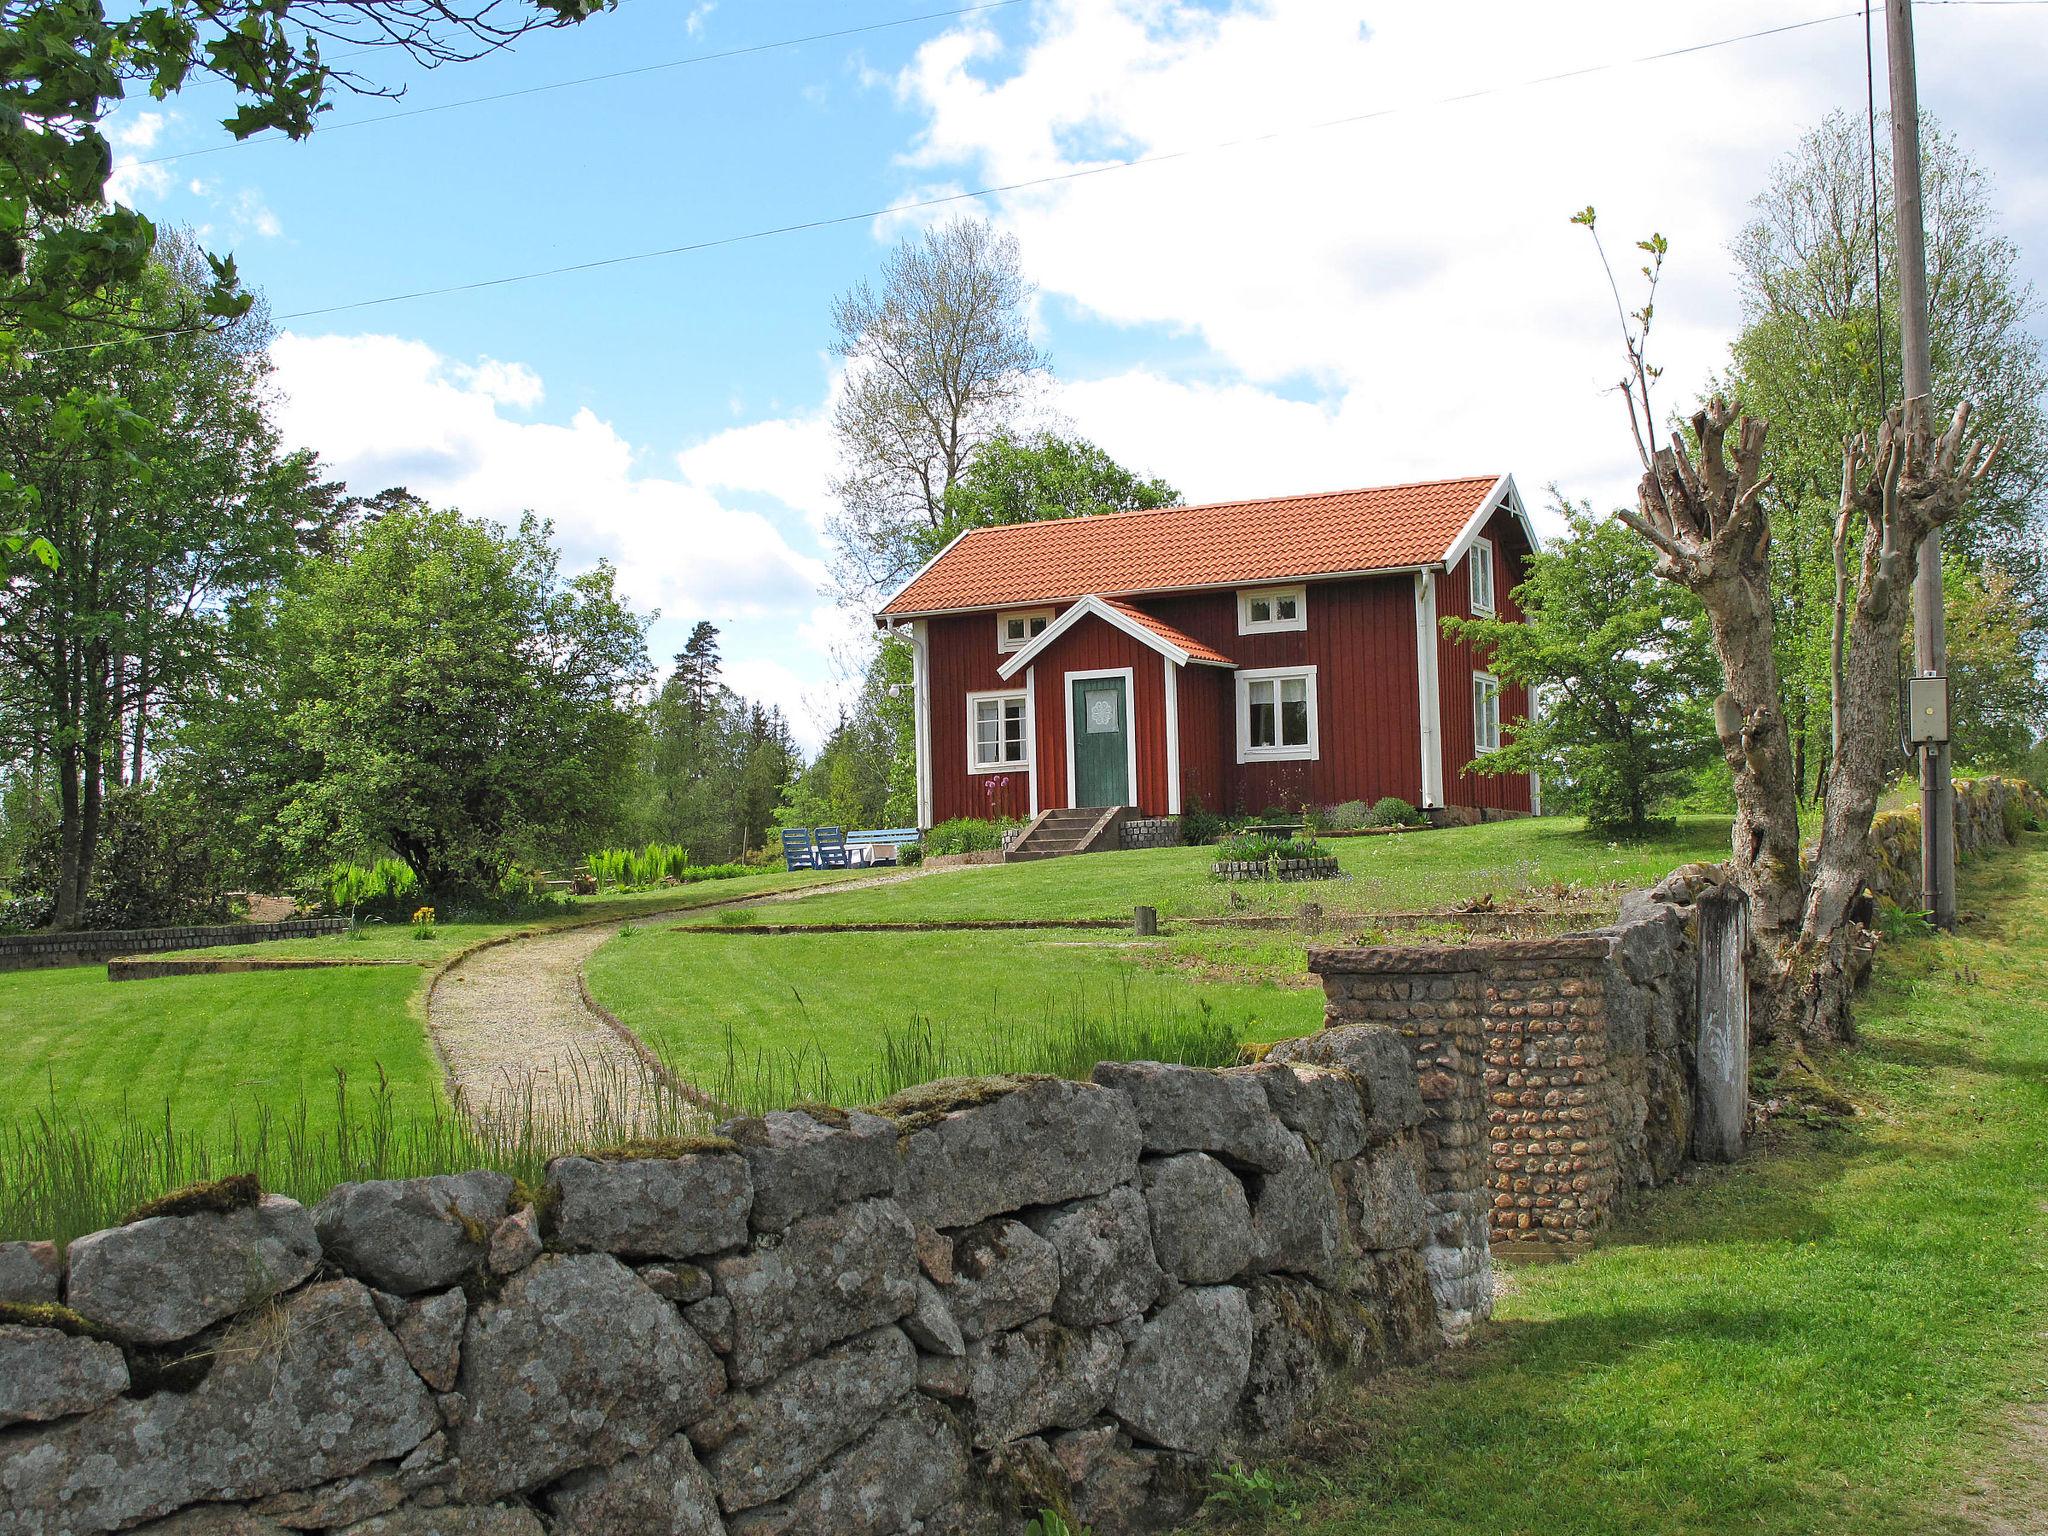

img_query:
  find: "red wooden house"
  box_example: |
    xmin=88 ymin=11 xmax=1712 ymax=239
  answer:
xmin=875 ymin=474 xmax=1538 ymax=829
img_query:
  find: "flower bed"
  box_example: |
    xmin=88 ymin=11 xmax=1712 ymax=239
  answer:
xmin=1211 ymin=855 xmax=1341 ymax=882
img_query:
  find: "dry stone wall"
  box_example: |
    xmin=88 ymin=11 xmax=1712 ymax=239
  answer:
xmin=0 ymin=918 xmax=345 ymax=973
xmin=0 ymin=1029 xmax=1477 ymax=1536
xmin=1865 ymin=775 xmax=2045 ymax=907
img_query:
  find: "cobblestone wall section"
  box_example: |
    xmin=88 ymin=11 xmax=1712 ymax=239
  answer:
xmin=1118 ymin=817 xmax=1184 ymax=850
xmin=0 ymin=1038 xmax=1456 ymax=1536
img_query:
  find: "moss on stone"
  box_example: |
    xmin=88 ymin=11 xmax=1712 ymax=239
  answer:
xmin=580 ymin=1134 xmax=739 ymax=1163
xmin=789 ymin=1101 xmax=854 ymax=1129
xmin=0 ymin=1299 xmax=114 ymax=1341
xmin=121 ymin=1172 xmax=261 ymax=1226
xmin=871 ymin=1074 xmax=1050 ymax=1134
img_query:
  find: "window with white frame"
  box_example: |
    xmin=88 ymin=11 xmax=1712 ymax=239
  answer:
xmin=968 ymin=691 xmax=1030 ymax=771
xmin=1236 ymin=584 xmax=1307 ymax=635
xmin=1468 ymin=536 xmax=1496 ymax=615
xmin=1236 ymin=666 xmax=1318 ymax=761
xmin=996 ymin=609 xmax=1054 ymax=653
xmin=1473 ymin=672 xmax=1502 ymax=753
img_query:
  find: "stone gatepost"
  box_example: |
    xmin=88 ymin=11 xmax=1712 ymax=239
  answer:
xmin=1307 ymin=946 xmax=1493 ymax=1339
xmin=1691 ymin=889 xmax=1748 ymax=1162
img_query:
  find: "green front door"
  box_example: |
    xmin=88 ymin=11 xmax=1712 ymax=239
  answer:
xmin=1071 ymin=676 xmax=1131 ymax=807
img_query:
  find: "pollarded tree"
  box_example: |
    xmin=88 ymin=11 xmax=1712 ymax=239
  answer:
xmin=1577 ymin=210 xmax=1999 ymax=1042
xmin=1722 ymin=112 xmax=2047 ymax=791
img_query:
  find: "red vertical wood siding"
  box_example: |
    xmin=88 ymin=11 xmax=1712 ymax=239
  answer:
xmin=924 ymin=609 xmax=1044 ymax=823
xmin=1436 ymin=505 xmax=1534 ymax=813
xmin=1173 ymin=662 xmax=1231 ymax=819
xmin=1145 ymin=578 xmax=1423 ymax=813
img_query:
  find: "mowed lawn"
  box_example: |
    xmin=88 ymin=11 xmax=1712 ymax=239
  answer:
xmin=0 ymin=964 xmax=438 ymax=1138
xmin=679 ymin=816 xmax=1734 ymax=927
xmin=584 ymin=928 xmax=1328 ymax=1109
xmin=1191 ymin=837 xmax=2048 ymax=1536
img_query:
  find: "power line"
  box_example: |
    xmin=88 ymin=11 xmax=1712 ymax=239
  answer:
xmin=34 ymin=0 xmax=2038 ymax=356
xmin=134 ymin=0 xmax=1031 ymax=169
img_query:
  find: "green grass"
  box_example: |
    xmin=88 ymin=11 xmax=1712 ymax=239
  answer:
xmin=680 ymin=817 xmax=1733 ymax=927
xmin=0 ymin=965 xmax=438 ymax=1136
xmin=1191 ymin=835 xmax=2048 ymax=1536
xmin=585 ymin=928 xmax=1326 ymax=1111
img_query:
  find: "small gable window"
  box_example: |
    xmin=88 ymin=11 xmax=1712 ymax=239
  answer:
xmin=1469 ymin=537 xmax=1496 ymax=615
xmin=1473 ymin=672 xmax=1502 ymax=753
xmin=997 ymin=609 xmax=1054 ymax=653
xmin=1237 ymin=585 xmax=1307 ymax=635
xmin=969 ymin=691 xmax=1030 ymax=771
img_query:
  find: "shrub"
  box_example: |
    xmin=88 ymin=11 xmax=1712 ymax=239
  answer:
xmin=1217 ymin=830 xmax=1324 ymax=863
xmin=922 ymin=817 xmax=1019 ymax=857
xmin=898 ymin=842 xmax=924 ymax=867
xmin=2 ymin=787 xmax=235 ymax=932
xmin=323 ymin=857 xmax=419 ymax=918
xmin=1325 ymin=800 xmax=1372 ymax=831
xmin=1180 ymin=797 xmax=1228 ymax=846
xmin=1369 ymin=796 xmax=1425 ymax=828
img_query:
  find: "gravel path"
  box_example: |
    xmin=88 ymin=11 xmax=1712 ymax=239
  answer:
xmin=426 ymin=869 xmax=942 ymax=1134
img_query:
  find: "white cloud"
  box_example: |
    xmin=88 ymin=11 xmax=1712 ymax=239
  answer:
xmin=886 ymin=0 xmax=1911 ymax=513
xmin=269 ymin=330 xmax=830 ymax=636
xmin=674 ymin=401 xmax=839 ymax=536
xmin=106 ymin=112 xmax=171 ymax=205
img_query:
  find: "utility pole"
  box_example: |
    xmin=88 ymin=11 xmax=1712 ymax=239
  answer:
xmin=1885 ymin=0 xmax=1956 ymax=929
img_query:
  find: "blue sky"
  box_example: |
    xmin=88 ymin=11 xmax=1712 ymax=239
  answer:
xmin=107 ymin=0 xmax=2048 ymax=748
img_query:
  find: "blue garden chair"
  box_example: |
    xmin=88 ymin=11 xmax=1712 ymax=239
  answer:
xmin=780 ymin=828 xmax=817 ymax=871
xmin=814 ymin=826 xmax=851 ymax=869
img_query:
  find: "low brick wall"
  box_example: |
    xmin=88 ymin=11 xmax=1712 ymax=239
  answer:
xmin=0 ymin=1036 xmax=1483 ymax=1536
xmin=1119 ymin=817 xmax=1183 ymax=851
xmin=0 ymin=916 xmax=346 ymax=973
xmin=1314 ymin=892 xmax=1702 ymax=1252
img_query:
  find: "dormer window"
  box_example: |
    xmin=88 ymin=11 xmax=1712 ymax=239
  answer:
xmin=1469 ymin=536 xmax=1496 ymax=615
xmin=1237 ymin=584 xmax=1307 ymax=635
xmin=997 ymin=608 xmax=1053 ymax=653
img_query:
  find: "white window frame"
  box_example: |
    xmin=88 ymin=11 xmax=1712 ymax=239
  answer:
xmin=1468 ymin=536 xmax=1496 ymax=616
xmin=996 ymin=608 xmax=1055 ymax=654
xmin=1235 ymin=665 xmax=1319 ymax=764
xmin=1236 ymin=584 xmax=1308 ymax=635
xmin=1473 ymin=671 xmax=1502 ymax=754
xmin=966 ymin=689 xmax=1031 ymax=774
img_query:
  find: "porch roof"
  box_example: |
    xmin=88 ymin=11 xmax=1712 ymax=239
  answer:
xmin=996 ymin=594 xmax=1235 ymax=681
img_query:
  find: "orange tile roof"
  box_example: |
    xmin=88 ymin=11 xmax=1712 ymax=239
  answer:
xmin=1097 ymin=597 xmax=1234 ymax=666
xmin=880 ymin=474 xmax=1502 ymax=617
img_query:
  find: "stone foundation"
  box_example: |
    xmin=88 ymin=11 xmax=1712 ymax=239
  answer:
xmin=1118 ymin=817 xmax=1183 ymax=851
xmin=0 ymin=1034 xmax=1478 ymax=1536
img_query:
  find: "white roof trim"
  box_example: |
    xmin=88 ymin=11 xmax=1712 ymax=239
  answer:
xmin=997 ymin=594 xmax=1210 ymax=681
xmin=1442 ymin=473 xmax=1541 ymax=571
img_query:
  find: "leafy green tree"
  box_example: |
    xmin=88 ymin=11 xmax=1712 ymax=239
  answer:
xmin=207 ymin=504 xmax=650 ymax=896
xmin=918 ymin=430 xmax=1180 ymax=563
xmin=1444 ymin=502 xmax=1719 ymax=834
xmin=0 ymin=1 xmax=613 ymax=353
xmin=1721 ymin=110 xmax=2047 ymax=790
xmin=0 ymin=235 xmax=327 ymax=927
xmin=632 ymin=621 xmax=799 ymax=861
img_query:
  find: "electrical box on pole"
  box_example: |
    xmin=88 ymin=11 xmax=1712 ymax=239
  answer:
xmin=1904 ymin=675 xmax=1949 ymax=746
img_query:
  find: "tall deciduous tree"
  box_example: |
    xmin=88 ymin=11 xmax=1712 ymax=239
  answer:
xmin=256 ymin=504 xmax=649 ymax=895
xmin=827 ymin=218 xmax=1047 ymax=602
xmin=920 ymin=429 xmax=1179 ymax=562
xmin=1722 ymin=111 xmax=2047 ymax=788
xmin=0 ymin=236 xmax=326 ymax=928
xmin=1445 ymin=502 xmax=1718 ymax=834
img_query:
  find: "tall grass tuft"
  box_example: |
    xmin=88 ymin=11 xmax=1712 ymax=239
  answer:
xmin=325 ymin=857 xmax=418 ymax=916
xmin=584 ymin=844 xmax=753 ymax=892
xmin=706 ymin=983 xmax=1246 ymax=1116
xmin=2 ymin=991 xmax=1251 ymax=1243
xmin=0 ymin=1056 xmax=713 ymax=1246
